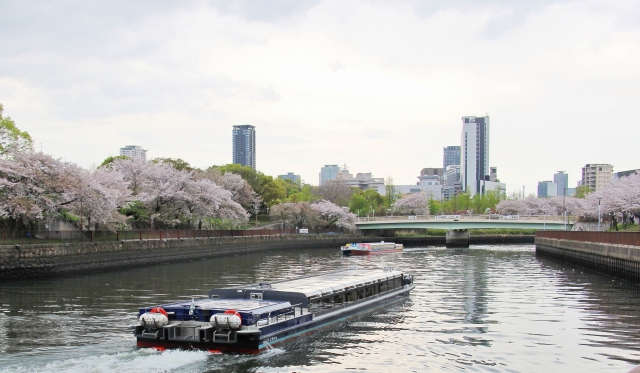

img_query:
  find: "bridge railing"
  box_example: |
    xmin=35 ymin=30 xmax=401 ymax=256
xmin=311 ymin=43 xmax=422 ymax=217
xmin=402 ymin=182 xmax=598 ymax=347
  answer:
xmin=356 ymin=214 xmax=576 ymax=223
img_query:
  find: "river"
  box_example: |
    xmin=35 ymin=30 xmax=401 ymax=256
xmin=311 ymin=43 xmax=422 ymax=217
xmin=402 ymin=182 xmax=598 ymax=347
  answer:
xmin=1 ymin=244 xmax=639 ymax=372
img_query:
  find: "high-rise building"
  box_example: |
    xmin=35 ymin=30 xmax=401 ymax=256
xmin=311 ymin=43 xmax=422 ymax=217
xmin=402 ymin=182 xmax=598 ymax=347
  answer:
xmin=319 ymin=165 xmax=340 ymax=186
xmin=538 ymin=181 xmax=558 ymax=198
xmin=460 ymin=115 xmax=490 ymax=196
xmin=278 ymin=172 xmax=301 ymax=184
xmin=581 ymin=164 xmax=613 ymax=191
xmin=232 ymin=125 xmax=256 ymax=169
xmin=554 ymin=171 xmax=569 ymax=196
xmin=443 ymin=146 xmax=461 ymax=170
xmin=119 ymin=145 xmax=147 ymax=161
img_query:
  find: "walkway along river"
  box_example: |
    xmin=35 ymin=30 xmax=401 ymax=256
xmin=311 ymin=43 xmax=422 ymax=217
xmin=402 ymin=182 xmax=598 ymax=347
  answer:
xmin=0 ymin=244 xmax=639 ymax=372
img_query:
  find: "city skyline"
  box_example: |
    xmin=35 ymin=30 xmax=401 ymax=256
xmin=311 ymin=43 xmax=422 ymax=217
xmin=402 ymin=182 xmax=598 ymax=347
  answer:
xmin=1 ymin=1 xmax=639 ymax=194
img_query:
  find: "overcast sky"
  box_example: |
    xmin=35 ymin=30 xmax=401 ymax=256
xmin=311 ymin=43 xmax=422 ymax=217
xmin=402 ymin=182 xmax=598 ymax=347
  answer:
xmin=1 ymin=0 xmax=639 ymax=194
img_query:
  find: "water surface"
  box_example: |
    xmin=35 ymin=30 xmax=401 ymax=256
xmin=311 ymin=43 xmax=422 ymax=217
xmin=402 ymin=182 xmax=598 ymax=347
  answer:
xmin=1 ymin=244 xmax=639 ymax=372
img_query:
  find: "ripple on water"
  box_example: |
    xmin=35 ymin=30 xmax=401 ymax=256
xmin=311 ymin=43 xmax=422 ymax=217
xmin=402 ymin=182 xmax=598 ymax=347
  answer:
xmin=1 ymin=245 xmax=640 ymax=372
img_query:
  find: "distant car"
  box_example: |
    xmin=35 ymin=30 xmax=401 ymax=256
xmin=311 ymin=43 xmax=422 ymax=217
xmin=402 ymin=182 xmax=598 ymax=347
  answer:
xmin=326 ymin=232 xmax=336 ymax=235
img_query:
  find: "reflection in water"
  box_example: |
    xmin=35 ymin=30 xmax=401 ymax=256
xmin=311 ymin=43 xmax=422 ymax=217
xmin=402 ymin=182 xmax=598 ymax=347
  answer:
xmin=0 ymin=245 xmax=639 ymax=372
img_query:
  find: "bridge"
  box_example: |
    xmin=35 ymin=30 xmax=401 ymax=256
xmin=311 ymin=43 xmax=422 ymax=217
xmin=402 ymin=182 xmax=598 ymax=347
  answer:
xmin=355 ymin=215 xmax=574 ymax=247
xmin=356 ymin=214 xmax=573 ymax=230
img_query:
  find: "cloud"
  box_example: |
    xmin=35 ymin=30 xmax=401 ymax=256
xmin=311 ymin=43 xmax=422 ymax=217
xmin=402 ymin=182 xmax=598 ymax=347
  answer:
xmin=330 ymin=61 xmax=345 ymax=72
xmin=1 ymin=0 xmax=640 ymax=191
xmin=208 ymin=0 xmax=320 ymax=23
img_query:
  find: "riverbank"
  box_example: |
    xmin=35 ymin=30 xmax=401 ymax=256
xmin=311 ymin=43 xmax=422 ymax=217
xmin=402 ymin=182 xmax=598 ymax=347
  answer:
xmin=535 ymin=231 xmax=640 ymax=281
xmin=0 ymin=234 xmax=360 ymax=280
xmin=394 ymin=234 xmax=535 ymax=247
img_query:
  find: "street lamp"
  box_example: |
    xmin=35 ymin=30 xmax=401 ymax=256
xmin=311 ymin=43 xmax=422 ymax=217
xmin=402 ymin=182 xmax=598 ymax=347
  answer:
xmin=597 ymin=197 xmax=602 ymax=231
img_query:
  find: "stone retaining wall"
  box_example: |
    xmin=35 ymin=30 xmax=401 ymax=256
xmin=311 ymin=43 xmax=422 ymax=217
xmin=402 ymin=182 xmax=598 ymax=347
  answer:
xmin=535 ymin=237 xmax=640 ymax=280
xmin=0 ymin=234 xmax=361 ymax=280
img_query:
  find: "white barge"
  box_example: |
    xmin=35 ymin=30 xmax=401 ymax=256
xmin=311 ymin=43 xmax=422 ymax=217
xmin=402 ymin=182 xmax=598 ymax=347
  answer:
xmin=133 ymin=268 xmax=414 ymax=353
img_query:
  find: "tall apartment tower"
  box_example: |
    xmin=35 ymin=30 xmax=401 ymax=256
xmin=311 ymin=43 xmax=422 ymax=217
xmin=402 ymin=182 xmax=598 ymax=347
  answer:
xmin=581 ymin=164 xmax=613 ymax=191
xmin=460 ymin=115 xmax=490 ymax=196
xmin=319 ymin=165 xmax=340 ymax=186
xmin=119 ymin=145 xmax=147 ymax=161
xmin=232 ymin=125 xmax=256 ymax=169
xmin=443 ymin=146 xmax=461 ymax=169
xmin=554 ymin=171 xmax=569 ymax=196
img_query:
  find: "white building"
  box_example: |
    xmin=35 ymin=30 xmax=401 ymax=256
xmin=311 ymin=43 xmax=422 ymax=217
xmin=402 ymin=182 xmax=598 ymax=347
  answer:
xmin=460 ymin=115 xmax=490 ymax=196
xmin=395 ymin=171 xmax=443 ymax=201
xmin=345 ymin=172 xmax=386 ymax=194
xmin=119 ymin=145 xmax=147 ymax=161
xmin=581 ymin=164 xmax=613 ymax=191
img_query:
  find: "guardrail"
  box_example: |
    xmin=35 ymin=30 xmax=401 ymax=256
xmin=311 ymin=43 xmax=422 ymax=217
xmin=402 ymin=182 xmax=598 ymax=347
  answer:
xmin=537 ymin=231 xmax=640 ymax=246
xmin=356 ymin=214 xmax=575 ymax=223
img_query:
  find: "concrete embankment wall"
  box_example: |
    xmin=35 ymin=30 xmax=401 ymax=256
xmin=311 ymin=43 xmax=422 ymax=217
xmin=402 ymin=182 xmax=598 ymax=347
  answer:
xmin=0 ymin=234 xmax=361 ymax=280
xmin=536 ymin=237 xmax=640 ymax=280
xmin=395 ymin=235 xmax=535 ymax=248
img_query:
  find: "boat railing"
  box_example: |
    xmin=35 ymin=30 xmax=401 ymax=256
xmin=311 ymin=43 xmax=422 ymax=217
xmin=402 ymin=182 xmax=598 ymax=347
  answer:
xmin=313 ymin=284 xmax=412 ymax=318
xmin=257 ymin=304 xmax=306 ymax=326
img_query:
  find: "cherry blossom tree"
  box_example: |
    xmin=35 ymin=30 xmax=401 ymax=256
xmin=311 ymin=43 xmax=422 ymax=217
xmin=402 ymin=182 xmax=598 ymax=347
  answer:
xmin=112 ymin=157 xmax=249 ymax=228
xmin=0 ymin=151 xmax=120 ymax=230
xmin=65 ymin=167 xmax=131 ymax=230
xmin=393 ymin=193 xmax=429 ymax=215
xmin=310 ymin=200 xmax=356 ymax=230
xmin=269 ymin=202 xmax=319 ymax=229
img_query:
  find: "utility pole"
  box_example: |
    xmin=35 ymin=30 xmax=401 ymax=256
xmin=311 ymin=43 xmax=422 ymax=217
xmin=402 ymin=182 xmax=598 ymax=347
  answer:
xmin=563 ymin=187 xmax=567 ymax=230
xmin=597 ymin=197 xmax=602 ymax=231
xmin=522 ymin=186 xmax=525 ymax=199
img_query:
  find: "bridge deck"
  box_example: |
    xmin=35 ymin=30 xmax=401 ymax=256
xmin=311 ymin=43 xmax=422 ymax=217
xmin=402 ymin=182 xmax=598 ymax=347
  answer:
xmin=355 ymin=215 xmax=574 ymax=230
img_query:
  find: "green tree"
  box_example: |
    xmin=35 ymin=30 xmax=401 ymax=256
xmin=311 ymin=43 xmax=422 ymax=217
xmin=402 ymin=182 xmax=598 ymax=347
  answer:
xmin=260 ymin=177 xmax=287 ymax=209
xmin=288 ymin=184 xmax=318 ymax=203
xmin=349 ymin=194 xmax=368 ymax=215
xmin=281 ymin=178 xmax=301 ymax=197
xmin=99 ymin=155 xmax=130 ymax=169
xmin=152 ymin=157 xmax=195 ymax=171
xmin=428 ymin=198 xmax=442 ymax=215
xmin=214 ymin=164 xmax=266 ymax=193
xmin=0 ymin=103 xmax=33 ymax=155
xmin=385 ymin=176 xmax=398 ymax=208
xmin=575 ymin=185 xmax=592 ymax=198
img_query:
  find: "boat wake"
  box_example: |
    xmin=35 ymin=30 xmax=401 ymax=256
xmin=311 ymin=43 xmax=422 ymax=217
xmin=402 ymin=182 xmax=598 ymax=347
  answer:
xmin=0 ymin=348 xmax=209 ymax=373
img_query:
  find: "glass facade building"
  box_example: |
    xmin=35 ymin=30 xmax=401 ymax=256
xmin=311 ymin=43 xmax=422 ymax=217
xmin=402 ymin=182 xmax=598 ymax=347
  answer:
xmin=232 ymin=125 xmax=256 ymax=169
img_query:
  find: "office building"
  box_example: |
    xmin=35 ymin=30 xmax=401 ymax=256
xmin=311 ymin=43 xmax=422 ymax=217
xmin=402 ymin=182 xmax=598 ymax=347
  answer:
xmin=581 ymin=164 xmax=613 ymax=191
xmin=460 ymin=115 xmax=490 ymax=196
xmin=119 ymin=145 xmax=147 ymax=161
xmin=278 ymin=172 xmax=301 ymax=184
xmin=319 ymin=165 xmax=340 ymax=186
xmin=232 ymin=125 xmax=256 ymax=169
xmin=613 ymin=169 xmax=640 ymax=178
xmin=442 ymin=165 xmax=462 ymax=200
xmin=538 ymin=181 xmax=558 ymax=198
xmin=554 ymin=171 xmax=569 ymax=196
xmin=443 ymin=146 xmax=461 ymax=170
xmin=395 ymin=169 xmax=443 ymax=201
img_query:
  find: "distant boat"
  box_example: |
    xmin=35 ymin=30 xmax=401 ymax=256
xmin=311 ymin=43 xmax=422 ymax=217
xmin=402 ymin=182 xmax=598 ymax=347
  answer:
xmin=341 ymin=241 xmax=404 ymax=256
